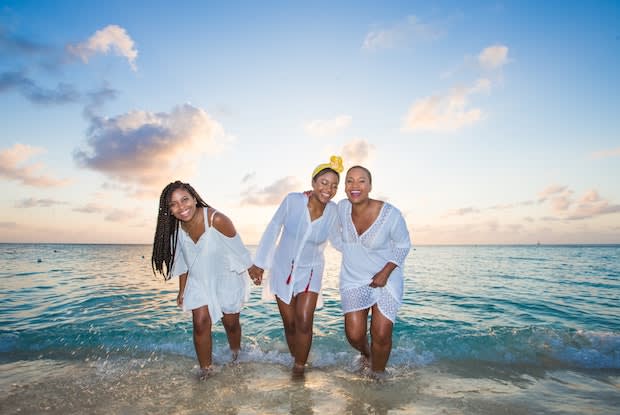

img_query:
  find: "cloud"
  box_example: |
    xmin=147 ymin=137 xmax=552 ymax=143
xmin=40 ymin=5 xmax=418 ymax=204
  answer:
xmin=362 ymin=15 xmax=442 ymax=50
xmin=567 ymin=190 xmax=620 ymax=220
xmin=442 ymin=207 xmax=480 ymax=217
xmin=83 ymin=83 xmax=119 ymax=118
xmin=401 ymin=80 xmax=490 ymax=133
xmin=104 ymin=208 xmax=139 ymax=222
xmin=240 ymin=176 xmax=301 ymax=206
xmin=0 ymin=25 xmax=50 ymax=55
xmin=72 ymin=203 xmax=139 ymax=223
xmin=550 ymin=194 xmax=572 ymax=212
xmin=74 ymin=104 xmax=229 ymax=195
xmin=0 ymin=70 xmax=80 ymax=105
xmin=73 ymin=203 xmax=106 ymax=214
xmin=590 ymin=146 xmax=620 ymax=159
xmin=537 ymin=186 xmax=620 ymax=220
xmin=478 ymin=45 xmax=509 ymax=70
xmin=341 ymin=139 xmax=375 ymax=165
xmin=539 ymin=184 xmax=568 ymax=199
xmin=15 ymin=198 xmax=67 ymax=208
xmin=404 ymin=44 xmax=507 ymax=132
xmin=0 ymin=143 xmax=70 ymax=187
xmin=241 ymin=172 xmax=256 ymax=184
xmin=304 ymin=115 xmax=352 ymax=137
xmin=0 ymin=25 xmax=63 ymax=71
xmin=67 ymin=25 xmax=138 ymax=71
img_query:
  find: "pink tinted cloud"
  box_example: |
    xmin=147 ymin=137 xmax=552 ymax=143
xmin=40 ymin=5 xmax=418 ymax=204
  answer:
xmin=240 ymin=176 xmax=301 ymax=206
xmin=0 ymin=143 xmax=70 ymax=187
xmin=67 ymin=25 xmax=138 ymax=71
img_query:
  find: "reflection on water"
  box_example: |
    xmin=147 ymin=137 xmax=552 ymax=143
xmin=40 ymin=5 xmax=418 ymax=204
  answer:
xmin=5 ymin=357 xmax=617 ymax=415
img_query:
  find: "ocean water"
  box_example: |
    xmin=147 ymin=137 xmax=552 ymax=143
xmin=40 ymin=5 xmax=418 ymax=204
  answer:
xmin=1 ymin=243 xmax=618 ymax=414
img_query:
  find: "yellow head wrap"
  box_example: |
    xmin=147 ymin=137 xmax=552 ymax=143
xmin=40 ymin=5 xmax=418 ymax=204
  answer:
xmin=312 ymin=155 xmax=344 ymax=179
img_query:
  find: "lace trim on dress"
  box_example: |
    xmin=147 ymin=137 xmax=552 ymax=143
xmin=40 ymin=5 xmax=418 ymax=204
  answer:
xmin=392 ymin=246 xmax=409 ymax=266
xmin=376 ymin=288 xmax=399 ymax=323
xmin=341 ymin=285 xmax=375 ymax=313
xmin=341 ymin=285 xmax=400 ymax=323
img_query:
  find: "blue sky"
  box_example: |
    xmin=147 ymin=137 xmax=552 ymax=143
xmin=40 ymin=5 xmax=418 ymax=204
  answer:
xmin=1 ymin=1 xmax=619 ymax=244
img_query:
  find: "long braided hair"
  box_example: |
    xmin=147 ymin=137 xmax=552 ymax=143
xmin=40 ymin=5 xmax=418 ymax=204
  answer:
xmin=151 ymin=181 xmax=211 ymax=280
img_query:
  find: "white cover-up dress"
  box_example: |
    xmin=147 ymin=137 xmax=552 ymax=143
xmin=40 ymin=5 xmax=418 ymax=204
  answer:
xmin=170 ymin=208 xmax=252 ymax=322
xmin=253 ymin=192 xmax=339 ymax=305
xmin=336 ymin=199 xmax=411 ymax=323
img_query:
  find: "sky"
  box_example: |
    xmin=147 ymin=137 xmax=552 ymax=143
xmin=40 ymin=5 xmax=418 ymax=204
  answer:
xmin=1 ymin=0 xmax=619 ymax=245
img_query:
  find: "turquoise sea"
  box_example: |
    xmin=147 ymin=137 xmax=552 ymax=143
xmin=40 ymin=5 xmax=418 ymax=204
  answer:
xmin=1 ymin=243 xmax=618 ymax=414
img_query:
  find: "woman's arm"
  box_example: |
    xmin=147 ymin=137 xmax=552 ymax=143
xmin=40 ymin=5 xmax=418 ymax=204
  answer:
xmin=177 ymin=272 xmax=188 ymax=306
xmin=253 ymin=194 xmax=290 ymax=269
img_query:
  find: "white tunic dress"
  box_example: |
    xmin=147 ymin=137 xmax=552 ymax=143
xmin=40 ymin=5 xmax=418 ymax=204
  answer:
xmin=170 ymin=208 xmax=252 ymax=322
xmin=337 ymin=199 xmax=411 ymax=322
xmin=253 ymin=192 xmax=338 ymax=305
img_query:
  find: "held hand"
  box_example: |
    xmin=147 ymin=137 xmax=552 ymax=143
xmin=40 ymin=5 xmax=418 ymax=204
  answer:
xmin=248 ymin=264 xmax=264 ymax=286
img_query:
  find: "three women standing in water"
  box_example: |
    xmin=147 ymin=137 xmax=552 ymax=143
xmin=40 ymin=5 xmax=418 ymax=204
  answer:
xmin=151 ymin=159 xmax=411 ymax=378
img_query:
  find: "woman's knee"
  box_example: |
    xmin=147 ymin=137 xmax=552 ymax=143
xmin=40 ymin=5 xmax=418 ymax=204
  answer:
xmin=346 ymin=326 xmax=366 ymax=345
xmin=194 ymin=317 xmax=211 ymax=337
xmin=222 ymin=315 xmax=240 ymax=332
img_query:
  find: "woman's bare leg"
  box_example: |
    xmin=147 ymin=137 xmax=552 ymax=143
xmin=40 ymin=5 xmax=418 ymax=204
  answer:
xmin=292 ymin=292 xmax=318 ymax=374
xmin=369 ymin=304 xmax=393 ymax=373
xmin=276 ymin=296 xmax=297 ymax=357
xmin=344 ymin=308 xmax=371 ymax=367
xmin=222 ymin=312 xmax=242 ymax=361
xmin=192 ymin=306 xmax=212 ymax=369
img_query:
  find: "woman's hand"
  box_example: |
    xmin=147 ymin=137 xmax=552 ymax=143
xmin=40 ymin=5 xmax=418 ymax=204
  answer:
xmin=248 ymin=264 xmax=264 ymax=285
xmin=369 ymin=263 xmax=397 ymax=288
xmin=369 ymin=270 xmax=389 ymax=288
xmin=176 ymin=291 xmax=184 ymax=307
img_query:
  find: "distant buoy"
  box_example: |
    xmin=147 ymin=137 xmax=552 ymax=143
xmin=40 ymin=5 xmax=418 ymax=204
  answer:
xmin=37 ymin=258 xmax=42 ymax=263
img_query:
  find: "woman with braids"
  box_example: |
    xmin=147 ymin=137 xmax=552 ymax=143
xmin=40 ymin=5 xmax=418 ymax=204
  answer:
xmin=337 ymin=165 xmax=411 ymax=378
xmin=248 ymin=155 xmax=343 ymax=376
xmin=152 ymin=181 xmax=252 ymax=377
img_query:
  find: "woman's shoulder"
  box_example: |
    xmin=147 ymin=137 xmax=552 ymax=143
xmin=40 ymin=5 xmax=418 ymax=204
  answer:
xmin=210 ymin=209 xmax=237 ymax=238
xmin=336 ymin=198 xmax=350 ymax=208
xmin=380 ymin=201 xmax=404 ymax=219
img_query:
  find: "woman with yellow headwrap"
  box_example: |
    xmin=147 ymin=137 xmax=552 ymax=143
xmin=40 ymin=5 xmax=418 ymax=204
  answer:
xmin=248 ymin=155 xmax=343 ymax=376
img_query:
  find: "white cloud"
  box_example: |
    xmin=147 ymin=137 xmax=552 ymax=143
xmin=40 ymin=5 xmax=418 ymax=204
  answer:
xmin=341 ymin=139 xmax=375 ymax=165
xmin=539 ymin=184 xmax=568 ymax=199
xmin=240 ymin=176 xmax=300 ymax=206
xmin=0 ymin=143 xmax=70 ymax=187
xmin=401 ymin=80 xmax=490 ymax=133
xmin=362 ymin=15 xmax=441 ymax=50
xmin=15 ymin=198 xmax=67 ymax=208
xmin=68 ymin=25 xmax=138 ymax=71
xmin=74 ymin=104 xmax=229 ymax=195
xmin=590 ymin=146 xmax=620 ymax=159
xmin=478 ymin=44 xmax=509 ymax=70
xmin=304 ymin=115 xmax=352 ymax=137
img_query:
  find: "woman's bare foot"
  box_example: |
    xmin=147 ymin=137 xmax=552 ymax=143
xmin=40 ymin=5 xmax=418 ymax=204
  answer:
xmin=356 ymin=353 xmax=370 ymax=373
xmin=198 ymin=366 xmax=213 ymax=380
xmin=292 ymin=363 xmax=306 ymax=378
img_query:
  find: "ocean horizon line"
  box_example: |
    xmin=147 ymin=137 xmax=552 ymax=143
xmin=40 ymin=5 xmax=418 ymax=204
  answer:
xmin=2 ymin=242 xmax=619 ymax=247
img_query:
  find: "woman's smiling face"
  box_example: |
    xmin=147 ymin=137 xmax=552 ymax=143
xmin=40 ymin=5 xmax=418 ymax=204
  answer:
xmin=168 ymin=188 xmax=197 ymax=222
xmin=345 ymin=167 xmax=372 ymax=204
